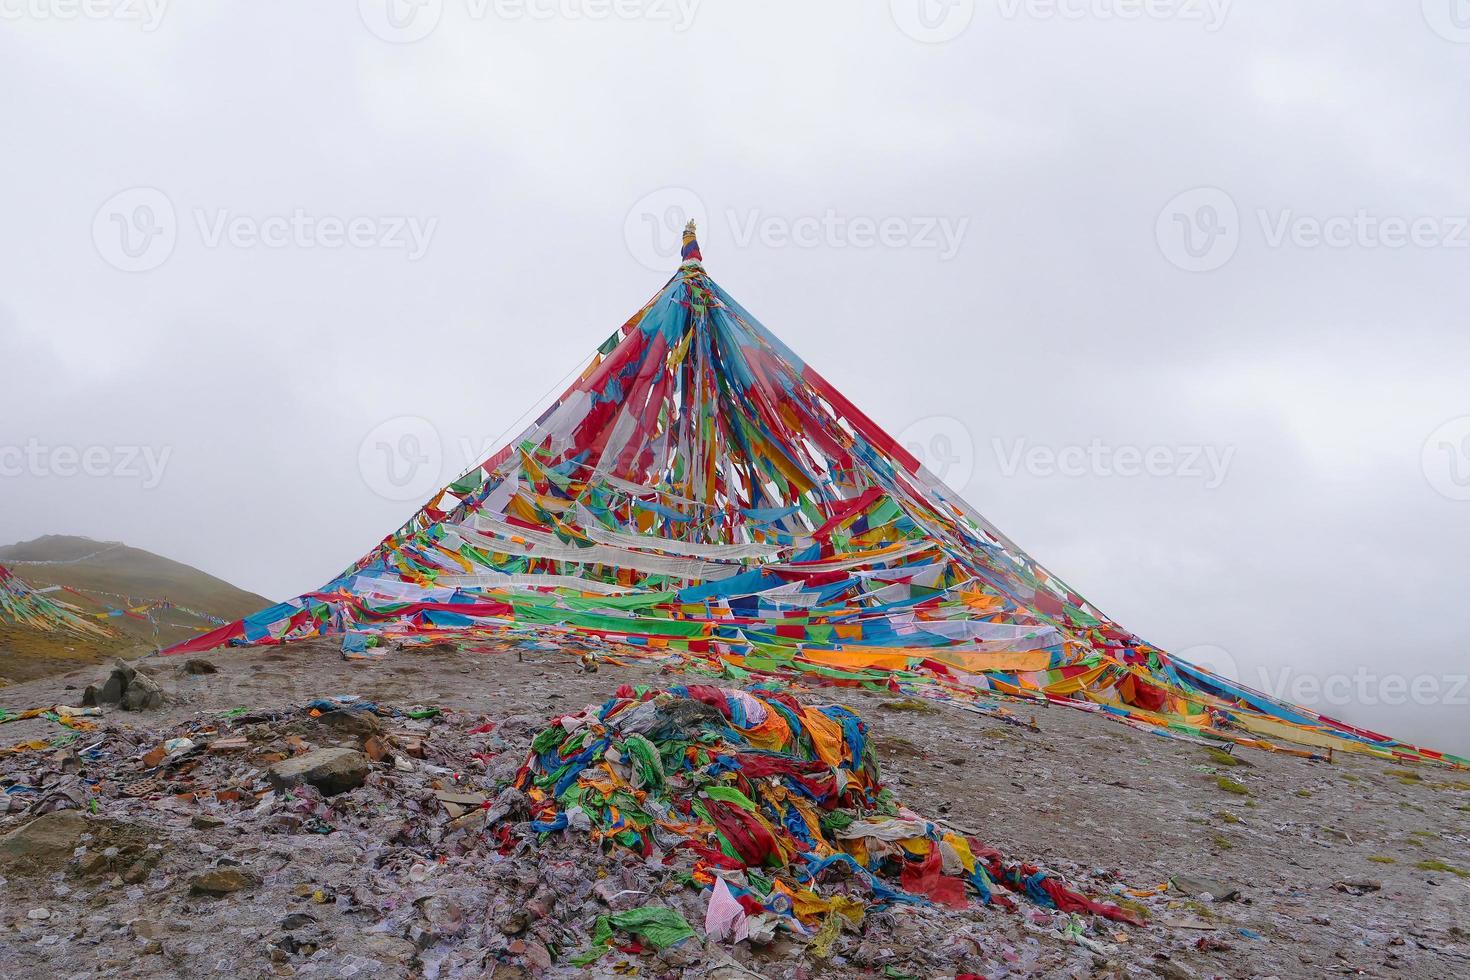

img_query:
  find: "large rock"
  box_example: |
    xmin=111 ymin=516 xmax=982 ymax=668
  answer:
xmin=267 ymin=748 xmax=370 ymax=796
xmin=120 ymin=669 xmax=164 ymax=711
xmin=95 ymin=669 xmax=125 ymax=705
xmin=82 ymin=659 xmax=164 ymax=711
xmin=0 ymin=811 xmax=88 ymax=869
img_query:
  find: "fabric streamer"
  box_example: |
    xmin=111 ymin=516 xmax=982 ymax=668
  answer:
xmin=704 ymin=875 xmax=750 ymax=943
xmin=513 ymin=684 xmax=1144 ymax=942
xmin=0 ymin=564 xmax=111 ymax=638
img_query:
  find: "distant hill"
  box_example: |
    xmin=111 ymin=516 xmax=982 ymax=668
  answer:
xmin=0 ymin=535 xmax=270 ymax=684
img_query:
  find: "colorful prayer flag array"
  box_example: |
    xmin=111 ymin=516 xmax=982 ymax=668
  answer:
xmin=166 ymin=224 xmax=1465 ymax=767
xmin=0 ymin=564 xmax=111 ymax=638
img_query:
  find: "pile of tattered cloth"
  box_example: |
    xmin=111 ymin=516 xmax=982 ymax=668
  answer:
xmin=511 ymin=683 xmax=1142 ymax=957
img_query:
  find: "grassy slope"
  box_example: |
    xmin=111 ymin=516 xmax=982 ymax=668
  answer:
xmin=0 ymin=535 xmax=270 ymax=684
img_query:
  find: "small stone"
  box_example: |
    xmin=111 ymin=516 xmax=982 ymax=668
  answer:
xmin=0 ymin=811 xmax=89 ymax=870
xmin=362 ymin=934 xmax=414 ymax=966
xmin=27 ymin=908 xmax=51 ymax=921
xmin=76 ymin=853 xmax=108 ymax=875
xmin=656 ymin=939 xmax=700 ymax=968
xmin=1170 ymin=874 xmax=1240 ymax=902
xmin=1332 ymin=879 xmax=1382 ymax=895
xmin=363 ymin=735 xmax=390 ymax=763
xmin=1150 ymin=960 xmax=1197 ymax=980
xmin=316 ymin=710 xmax=381 ymax=741
xmin=523 ymin=939 xmax=553 ymax=971
xmin=183 ymin=658 xmax=218 ymax=675
xmin=189 ymin=868 xmax=260 ymax=897
xmin=121 ymin=861 xmax=153 ymax=885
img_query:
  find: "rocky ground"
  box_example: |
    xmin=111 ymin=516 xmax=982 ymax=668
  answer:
xmin=1 ymin=639 xmax=1468 ymax=979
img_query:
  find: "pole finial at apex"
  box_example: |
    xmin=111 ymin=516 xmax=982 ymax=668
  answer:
xmin=680 ymin=219 xmax=703 ymax=266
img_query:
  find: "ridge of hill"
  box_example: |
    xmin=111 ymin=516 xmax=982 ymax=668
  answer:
xmin=0 ymin=535 xmax=269 ymax=684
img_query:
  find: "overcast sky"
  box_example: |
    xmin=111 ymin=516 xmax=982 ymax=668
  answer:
xmin=2 ymin=2 xmax=1468 ymax=752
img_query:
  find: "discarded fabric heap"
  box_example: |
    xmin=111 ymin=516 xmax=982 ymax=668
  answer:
xmin=511 ymin=684 xmax=1142 ymax=944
